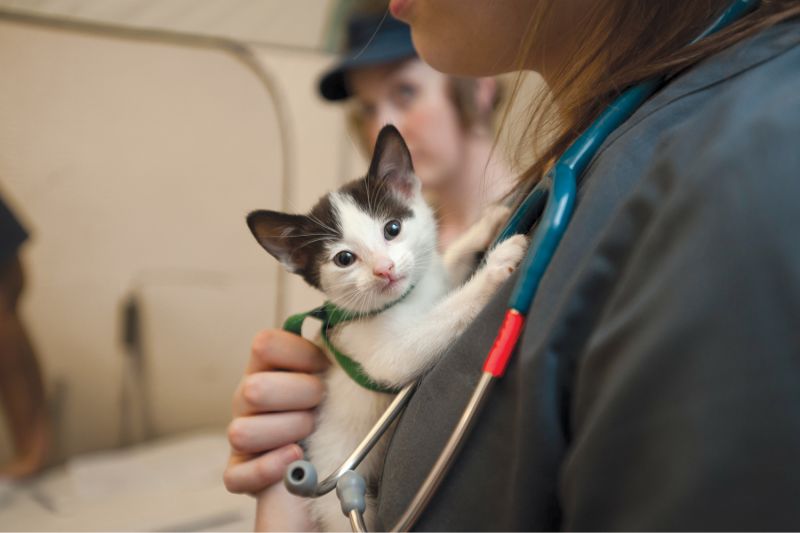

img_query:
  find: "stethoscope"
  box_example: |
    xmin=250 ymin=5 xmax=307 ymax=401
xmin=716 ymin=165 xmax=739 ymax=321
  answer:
xmin=283 ymin=2 xmax=759 ymax=530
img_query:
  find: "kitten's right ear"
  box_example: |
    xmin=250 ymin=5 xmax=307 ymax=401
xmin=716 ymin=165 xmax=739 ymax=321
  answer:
xmin=247 ymin=210 xmax=309 ymax=273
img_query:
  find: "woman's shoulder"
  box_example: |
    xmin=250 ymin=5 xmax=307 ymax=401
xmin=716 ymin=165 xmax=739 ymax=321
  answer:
xmin=683 ymin=24 xmax=799 ymax=148
xmin=581 ymin=20 xmax=798 ymax=225
xmin=656 ymin=41 xmax=799 ymax=216
xmin=638 ymin=22 xmax=800 ymax=225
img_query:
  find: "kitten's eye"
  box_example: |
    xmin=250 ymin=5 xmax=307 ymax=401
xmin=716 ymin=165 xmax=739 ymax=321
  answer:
xmin=384 ymin=220 xmax=402 ymax=240
xmin=333 ymin=250 xmax=356 ymax=268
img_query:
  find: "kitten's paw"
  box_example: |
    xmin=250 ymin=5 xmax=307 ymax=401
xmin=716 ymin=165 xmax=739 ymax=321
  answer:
xmin=486 ymin=234 xmax=528 ymax=283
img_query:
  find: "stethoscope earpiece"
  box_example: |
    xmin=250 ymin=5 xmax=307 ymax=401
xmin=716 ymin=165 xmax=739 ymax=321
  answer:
xmin=284 ymin=459 xmax=319 ymax=497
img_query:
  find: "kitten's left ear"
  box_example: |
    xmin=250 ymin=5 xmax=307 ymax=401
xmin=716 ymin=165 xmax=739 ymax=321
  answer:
xmin=246 ymin=210 xmax=310 ymax=273
xmin=368 ymin=125 xmax=419 ymax=199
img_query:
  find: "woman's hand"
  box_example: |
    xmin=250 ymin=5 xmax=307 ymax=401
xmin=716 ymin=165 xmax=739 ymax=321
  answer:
xmin=224 ymin=329 xmax=328 ymax=495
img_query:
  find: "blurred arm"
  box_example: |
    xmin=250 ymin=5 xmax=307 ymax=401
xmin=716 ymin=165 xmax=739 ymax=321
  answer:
xmin=0 ymin=256 xmax=49 ymax=479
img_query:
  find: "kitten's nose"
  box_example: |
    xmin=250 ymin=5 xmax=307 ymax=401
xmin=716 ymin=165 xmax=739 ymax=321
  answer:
xmin=373 ymin=258 xmax=396 ymax=280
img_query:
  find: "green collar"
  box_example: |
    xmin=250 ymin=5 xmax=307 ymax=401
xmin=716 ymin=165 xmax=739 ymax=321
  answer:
xmin=282 ymin=285 xmax=415 ymax=394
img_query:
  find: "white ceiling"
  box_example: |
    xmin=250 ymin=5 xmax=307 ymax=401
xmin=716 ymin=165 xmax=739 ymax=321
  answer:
xmin=0 ymin=0 xmax=338 ymax=50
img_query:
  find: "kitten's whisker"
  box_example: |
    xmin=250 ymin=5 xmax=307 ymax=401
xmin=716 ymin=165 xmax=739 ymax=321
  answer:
xmin=295 ymin=237 xmax=335 ymax=251
xmin=285 ymin=232 xmax=335 ymax=239
xmin=364 ymin=178 xmax=373 ymax=218
xmin=332 ymin=285 xmax=366 ymax=311
xmin=306 ymin=211 xmax=339 ymax=237
xmin=375 ymin=179 xmax=391 ymax=219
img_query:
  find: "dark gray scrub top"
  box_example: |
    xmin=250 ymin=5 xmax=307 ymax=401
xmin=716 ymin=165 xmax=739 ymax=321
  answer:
xmin=377 ymin=19 xmax=800 ymax=531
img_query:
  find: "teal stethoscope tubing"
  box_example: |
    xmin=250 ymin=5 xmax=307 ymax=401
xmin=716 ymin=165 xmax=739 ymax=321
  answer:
xmin=283 ymin=2 xmax=760 ymax=530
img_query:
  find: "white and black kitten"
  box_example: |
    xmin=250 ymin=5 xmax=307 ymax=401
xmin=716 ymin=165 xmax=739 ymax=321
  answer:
xmin=247 ymin=125 xmax=526 ymax=531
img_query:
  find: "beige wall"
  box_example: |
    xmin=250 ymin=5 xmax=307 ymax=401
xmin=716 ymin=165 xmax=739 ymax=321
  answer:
xmin=0 ymin=13 xmax=359 ymax=464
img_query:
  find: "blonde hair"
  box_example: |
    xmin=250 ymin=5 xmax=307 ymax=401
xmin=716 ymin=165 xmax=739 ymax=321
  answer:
xmin=504 ymin=0 xmax=800 ymax=193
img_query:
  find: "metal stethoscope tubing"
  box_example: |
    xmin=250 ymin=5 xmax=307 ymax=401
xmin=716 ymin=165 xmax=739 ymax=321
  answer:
xmin=284 ymin=3 xmax=759 ymax=530
xmin=285 ymin=381 xmax=418 ymax=498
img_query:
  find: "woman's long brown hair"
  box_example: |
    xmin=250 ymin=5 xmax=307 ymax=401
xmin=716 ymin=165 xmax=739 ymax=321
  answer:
xmin=506 ymin=0 xmax=800 ymax=193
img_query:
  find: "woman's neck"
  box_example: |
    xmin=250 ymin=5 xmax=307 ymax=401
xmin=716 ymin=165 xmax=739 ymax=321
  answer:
xmin=433 ymin=132 xmax=512 ymax=251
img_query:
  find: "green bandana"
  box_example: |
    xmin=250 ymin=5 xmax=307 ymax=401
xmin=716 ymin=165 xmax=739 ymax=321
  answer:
xmin=282 ymin=286 xmax=415 ymax=394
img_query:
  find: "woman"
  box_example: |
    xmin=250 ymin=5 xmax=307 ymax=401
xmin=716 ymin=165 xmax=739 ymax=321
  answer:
xmin=225 ymin=1 xmax=800 ymax=529
xmin=319 ymin=11 xmax=512 ymax=249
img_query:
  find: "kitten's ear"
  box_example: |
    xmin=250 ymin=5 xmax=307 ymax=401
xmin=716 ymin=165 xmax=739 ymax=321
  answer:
xmin=368 ymin=125 xmax=419 ymax=199
xmin=247 ymin=210 xmax=309 ymax=273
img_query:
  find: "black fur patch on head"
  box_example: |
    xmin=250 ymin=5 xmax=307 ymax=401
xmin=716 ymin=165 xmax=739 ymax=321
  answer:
xmin=339 ymin=176 xmax=413 ymax=222
xmin=299 ymin=194 xmax=343 ymax=288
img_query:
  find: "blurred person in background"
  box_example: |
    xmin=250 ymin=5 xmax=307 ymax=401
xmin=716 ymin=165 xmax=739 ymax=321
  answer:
xmin=319 ymin=8 xmax=514 ymax=250
xmin=0 ymin=193 xmax=49 ymax=479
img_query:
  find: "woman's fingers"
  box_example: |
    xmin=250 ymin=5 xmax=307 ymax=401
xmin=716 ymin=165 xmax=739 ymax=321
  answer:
xmin=228 ymin=411 xmax=315 ymax=455
xmin=224 ymin=328 xmax=328 ymax=496
xmin=235 ymin=371 xmax=325 ymax=416
xmin=248 ymin=329 xmax=329 ymax=374
xmin=224 ymin=443 xmax=303 ymax=494
xmin=233 ymin=329 xmax=327 ymax=417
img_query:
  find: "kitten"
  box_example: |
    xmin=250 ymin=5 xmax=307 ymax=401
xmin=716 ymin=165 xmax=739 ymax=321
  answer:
xmin=247 ymin=125 xmax=526 ymax=531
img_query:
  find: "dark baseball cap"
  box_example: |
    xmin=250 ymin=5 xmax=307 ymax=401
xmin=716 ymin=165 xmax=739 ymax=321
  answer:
xmin=319 ymin=13 xmax=417 ymax=101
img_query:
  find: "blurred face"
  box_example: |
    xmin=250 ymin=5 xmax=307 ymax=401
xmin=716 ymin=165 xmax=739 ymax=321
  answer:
xmin=347 ymin=59 xmax=467 ymax=192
